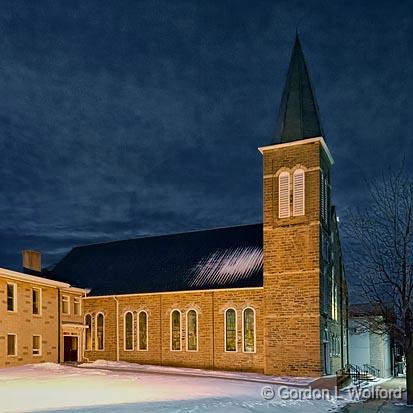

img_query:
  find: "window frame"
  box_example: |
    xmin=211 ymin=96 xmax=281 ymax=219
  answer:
xmin=95 ymin=312 xmax=105 ymax=351
xmin=7 ymin=333 xmax=17 ymax=357
xmin=278 ymin=171 xmax=291 ymax=219
xmin=32 ymin=287 xmax=42 ymax=316
xmin=186 ymin=309 xmax=198 ymax=352
xmin=73 ymin=297 xmax=81 ymax=316
xmin=123 ymin=311 xmax=134 ymax=351
xmin=32 ymin=334 xmax=42 ymax=357
xmin=292 ymin=169 xmax=305 ymax=216
xmin=224 ymin=308 xmax=237 ymax=352
xmin=6 ymin=283 xmax=17 ymax=313
xmin=242 ymin=307 xmax=256 ymax=353
xmin=170 ymin=309 xmax=182 ymax=352
xmin=137 ymin=310 xmax=148 ymax=351
xmin=84 ymin=314 xmax=92 ymax=351
xmin=61 ymin=295 xmax=70 ymax=315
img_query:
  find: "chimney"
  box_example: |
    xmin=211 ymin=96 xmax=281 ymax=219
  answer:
xmin=22 ymin=250 xmax=42 ymax=274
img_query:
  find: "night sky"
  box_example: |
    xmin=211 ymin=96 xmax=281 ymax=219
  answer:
xmin=0 ymin=0 xmax=412 ymax=270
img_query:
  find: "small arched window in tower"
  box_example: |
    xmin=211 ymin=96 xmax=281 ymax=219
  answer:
xmin=187 ymin=310 xmax=198 ymax=351
xmin=243 ymin=307 xmax=255 ymax=353
xmin=124 ymin=311 xmax=134 ymax=351
xmin=96 ymin=313 xmax=104 ymax=350
xmin=279 ymin=172 xmax=290 ymax=218
xmin=170 ymin=310 xmax=181 ymax=351
xmin=225 ymin=308 xmax=237 ymax=352
xmin=293 ymin=169 xmax=305 ymax=216
xmin=138 ymin=311 xmax=148 ymax=351
xmin=85 ymin=314 xmax=92 ymax=351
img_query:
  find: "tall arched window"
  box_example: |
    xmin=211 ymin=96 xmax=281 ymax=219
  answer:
xmin=243 ymin=308 xmax=255 ymax=353
xmin=85 ymin=314 xmax=92 ymax=351
xmin=170 ymin=310 xmax=181 ymax=351
xmin=124 ymin=311 xmax=134 ymax=351
xmin=293 ymin=169 xmax=305 ymax=216
xmin=96 ymin=313 xmax=104 ymax=350
xmin=187 ymin=310 xmax=198 ymax=351
xmin=225 ymin=308 xmax=236 ymax=352
xmin=138 ymin=311 xmax=148 ymax=351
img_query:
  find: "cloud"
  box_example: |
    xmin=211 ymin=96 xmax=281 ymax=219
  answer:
xmin=0 ymin=0 xmax=411 ymax=277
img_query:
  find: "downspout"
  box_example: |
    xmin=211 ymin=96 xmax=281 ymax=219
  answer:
xmin=82 ymin=292 xmax=90 ymax=363
xmin=113 ymin=296 xmax=120 ymax=362
xmin=212 ymin=291 xmax=215 ymax=370
xmin=160 ymin=295 xmax=163 ymax=366
xmin=57 ymin=289 xmax=61 ymax=364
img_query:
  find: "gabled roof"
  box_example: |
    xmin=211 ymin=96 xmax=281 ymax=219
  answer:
xmin=47 ymin=224 xmax=263 ymax=296
xmin=274 ymin=34 xmax=323 ymax=143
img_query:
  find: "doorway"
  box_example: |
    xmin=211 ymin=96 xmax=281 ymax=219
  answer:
xmin=64 ymin=336 xmax=79 ymax=362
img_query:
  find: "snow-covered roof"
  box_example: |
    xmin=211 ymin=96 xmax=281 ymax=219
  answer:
xmin=47 ymin=224 xmax=263 ymax=296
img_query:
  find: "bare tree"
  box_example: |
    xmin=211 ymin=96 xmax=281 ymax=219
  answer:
xmin=345 ymin=165 xmax=413 ymax=404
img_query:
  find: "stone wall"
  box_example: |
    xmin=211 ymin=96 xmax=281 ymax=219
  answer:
xmin=83 ymin=288 xmax=264 ymax=372
xmin=0 ymin=277 xmax=59 ymax=367
xmin=261 ymin=139 xmax=327 ymax=376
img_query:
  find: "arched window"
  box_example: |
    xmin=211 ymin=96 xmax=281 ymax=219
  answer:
xmin=293 ymin=169 xmax=305 ymax=216
xmin=243 ymin=308 xmax=255 ymax=353
xmin=187 ymin=310 xmax=198 ymax=351
xmin=124 ymin=311 xmax=134 ymax=351
xmin=225 ymin=308 xmax=236 ymax=352
xmin=279 ymin=171 xmax=290 ymax=218
xmin=138 ymin=311 xmax=148 ymax=351
xmin=96 ymin=313 xmax=104 ymax=350
xmin=170 ymin=310 xmax=181 ymax=351
xmin=85 ymin=314 xmax=92 ymax=351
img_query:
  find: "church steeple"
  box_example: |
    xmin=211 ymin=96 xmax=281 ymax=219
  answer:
xmin=274 ymin=34 xmax=323 ymax=144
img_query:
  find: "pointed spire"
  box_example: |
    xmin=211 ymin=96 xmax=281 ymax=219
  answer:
xmin=274 ymin=34 xmax=323 ymax=144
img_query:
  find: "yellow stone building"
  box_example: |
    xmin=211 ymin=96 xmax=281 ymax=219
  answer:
xmin=0 ymin=251 xmax=87 ymax=368
xmin=0 ymin=35 xmax=348 ymax=378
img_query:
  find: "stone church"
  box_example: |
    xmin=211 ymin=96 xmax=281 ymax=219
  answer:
xmin=0 ymin=35 xmax=348 ymax=377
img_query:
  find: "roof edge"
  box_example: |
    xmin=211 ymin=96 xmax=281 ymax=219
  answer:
xmin=0 ymin=266 xmax=87 ymax=291
xmin=84 ymin=286 xmax=264 ymax=299
xmin=68 ymin=222 xmax=263 ymax=250
xmin=258 ymin=136 xmax=334 ymax=165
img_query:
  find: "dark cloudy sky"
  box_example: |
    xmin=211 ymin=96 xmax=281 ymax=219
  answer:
xmin=0 ymin=0 xmax=412 ymax=270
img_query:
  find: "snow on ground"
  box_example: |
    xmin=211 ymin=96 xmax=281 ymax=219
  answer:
xmin=0 ymin=363 xmax=347 ymax=413
xmin=81 ymin=359 xmax=315 ymax=386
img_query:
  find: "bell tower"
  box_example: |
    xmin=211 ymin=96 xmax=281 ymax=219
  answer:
xmin=260 ymin=34 xmax=334 ymax=376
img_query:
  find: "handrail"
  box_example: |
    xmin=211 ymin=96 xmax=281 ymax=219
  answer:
xmin=346 ymin=363 xmax=376 ymax=384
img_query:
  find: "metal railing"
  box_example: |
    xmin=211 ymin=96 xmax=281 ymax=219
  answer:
xmin=363 ymin=364 xmax=380 ymax=378
xmin=346 ymin=363 xmax=378 ymax=384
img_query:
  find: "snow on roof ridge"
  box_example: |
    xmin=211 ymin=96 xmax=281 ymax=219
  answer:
xmin=187 ymin=246 xmax=263 ymax=288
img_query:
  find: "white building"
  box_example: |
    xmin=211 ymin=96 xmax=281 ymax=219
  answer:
xmin=348 ymin=306 xmax=392 ymax=378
